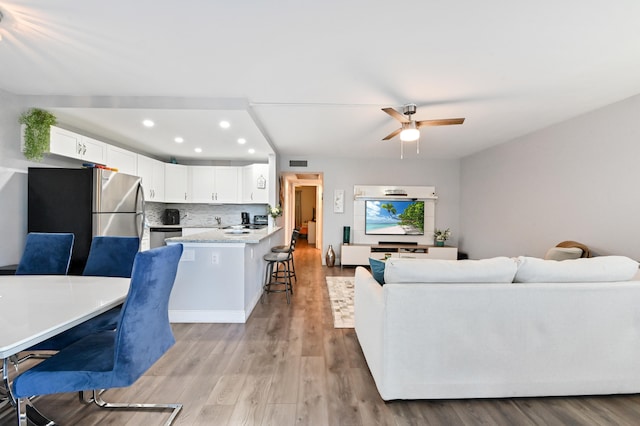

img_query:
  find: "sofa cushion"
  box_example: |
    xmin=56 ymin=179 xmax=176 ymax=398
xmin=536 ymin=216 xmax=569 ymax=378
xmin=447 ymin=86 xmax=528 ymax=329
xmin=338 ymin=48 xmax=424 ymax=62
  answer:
xmin=514 ymin=256 xmax=639 ymax=283
xmin=384 ymin=257 xmax=518 ymax=284
xmin=544 ymin=247 xmax=583 ymax=261
xmin=369 ymin=258 xmax=386 ymax=285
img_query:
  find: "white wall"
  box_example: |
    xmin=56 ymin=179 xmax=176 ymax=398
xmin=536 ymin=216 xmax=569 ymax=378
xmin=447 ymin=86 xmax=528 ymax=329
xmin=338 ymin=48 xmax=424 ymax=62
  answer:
xmin=0 ymin=91 xmax=86 ymax=266
xmin=280 ymin=156 xmax=461 ymax=262
xmin=460 ymin=93 xmax=640 ymax=260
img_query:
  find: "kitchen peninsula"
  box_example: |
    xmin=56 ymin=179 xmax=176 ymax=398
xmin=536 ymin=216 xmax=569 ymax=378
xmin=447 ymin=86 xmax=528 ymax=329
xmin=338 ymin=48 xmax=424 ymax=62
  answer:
xmin=165 ymin=226 xmax=284 ymax=323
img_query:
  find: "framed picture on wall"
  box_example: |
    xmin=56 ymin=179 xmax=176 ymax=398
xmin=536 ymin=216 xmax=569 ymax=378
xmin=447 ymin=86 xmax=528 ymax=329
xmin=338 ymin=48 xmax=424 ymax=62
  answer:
xmin=334 ymin=189 xmax=345 ymax=213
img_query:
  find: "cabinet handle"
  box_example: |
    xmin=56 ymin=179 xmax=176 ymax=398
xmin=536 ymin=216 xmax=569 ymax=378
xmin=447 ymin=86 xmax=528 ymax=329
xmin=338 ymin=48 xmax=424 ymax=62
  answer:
xmin=82 ymin=143 xmax=87 ymax=155
xmin=211 ymin=193 xmax=215 ymax=201
xmin=184 ymin=192 xmax=187 ymax=200
xmin=77 ymin=143 xmax=83 ymax=155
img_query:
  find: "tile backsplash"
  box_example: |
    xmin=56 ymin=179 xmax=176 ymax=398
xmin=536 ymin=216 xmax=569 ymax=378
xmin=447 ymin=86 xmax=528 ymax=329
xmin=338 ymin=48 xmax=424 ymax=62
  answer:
xmin=145 ymin=202 xmax=269 ymax=227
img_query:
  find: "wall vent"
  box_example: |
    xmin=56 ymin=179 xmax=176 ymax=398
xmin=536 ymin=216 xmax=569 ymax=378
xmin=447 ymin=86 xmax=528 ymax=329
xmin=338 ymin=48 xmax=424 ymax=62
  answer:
xmin=289 ymin=160 xmax=308 ymax=167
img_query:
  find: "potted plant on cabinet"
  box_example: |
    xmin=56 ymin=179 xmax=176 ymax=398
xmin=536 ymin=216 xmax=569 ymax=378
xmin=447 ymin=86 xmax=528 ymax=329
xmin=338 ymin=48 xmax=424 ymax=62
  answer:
xmin=434 ymin=228 xmax=451 ymax=247
xmin=20 ymin=108 xmax=57 ymax=162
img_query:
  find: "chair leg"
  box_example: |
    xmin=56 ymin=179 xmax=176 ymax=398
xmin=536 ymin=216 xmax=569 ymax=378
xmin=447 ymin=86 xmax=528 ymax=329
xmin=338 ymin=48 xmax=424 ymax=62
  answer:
xmin=90 ymin=390 xmax=183 ymax=426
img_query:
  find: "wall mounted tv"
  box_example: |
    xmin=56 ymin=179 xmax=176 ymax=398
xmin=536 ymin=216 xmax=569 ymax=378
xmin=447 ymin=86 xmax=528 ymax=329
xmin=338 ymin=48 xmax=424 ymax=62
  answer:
xmin=365 ymin=200 xmax=424 ymax=235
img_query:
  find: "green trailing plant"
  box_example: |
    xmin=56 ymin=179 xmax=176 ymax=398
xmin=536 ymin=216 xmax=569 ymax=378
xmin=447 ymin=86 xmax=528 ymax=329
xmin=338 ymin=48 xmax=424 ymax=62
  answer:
xmin=19 ymin=108 xmax=57 ymax=161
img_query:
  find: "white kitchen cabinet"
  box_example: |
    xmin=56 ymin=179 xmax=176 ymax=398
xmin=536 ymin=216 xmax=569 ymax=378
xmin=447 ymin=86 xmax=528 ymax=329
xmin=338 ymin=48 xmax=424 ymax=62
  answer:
xmin=242 ymin=163 xmax=269 ymax=203
xmin=190 ymin=166 xmax=239 ymax=203
xmin=137 ymin=155 xmax=165 ymax=202
xmin=49 ymin=126 xmax=106 ymax=164
xmin=165 ymin=163 xmax=190 ymax=203
xmin=190 ymin=166 xmax=215 ymax=203
xmin=106 ymin=145 xmax=137 ymax=176
xmin=214 ymin=167 xmax=240 ymax=203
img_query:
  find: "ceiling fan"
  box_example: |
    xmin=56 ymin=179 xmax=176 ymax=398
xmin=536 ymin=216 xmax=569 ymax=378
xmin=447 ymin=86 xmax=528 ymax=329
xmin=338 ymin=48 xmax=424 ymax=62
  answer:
xmin=381 ymin=103 xmax=465 ymax=158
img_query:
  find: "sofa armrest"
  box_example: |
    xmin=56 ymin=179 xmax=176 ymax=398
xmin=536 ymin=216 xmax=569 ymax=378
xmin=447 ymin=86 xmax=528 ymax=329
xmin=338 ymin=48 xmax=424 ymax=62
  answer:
xmin=354 ymin=266 xmax=386 ymax=396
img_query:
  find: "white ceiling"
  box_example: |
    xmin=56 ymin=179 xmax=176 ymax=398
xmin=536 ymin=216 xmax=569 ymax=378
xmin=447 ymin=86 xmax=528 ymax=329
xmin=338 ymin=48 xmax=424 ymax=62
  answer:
xmin=1 ymin=1 xmax=640 ymax=162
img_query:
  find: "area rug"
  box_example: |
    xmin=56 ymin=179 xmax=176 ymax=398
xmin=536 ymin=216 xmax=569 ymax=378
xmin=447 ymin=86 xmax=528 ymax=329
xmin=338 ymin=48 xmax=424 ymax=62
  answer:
xmin=325 ymin=276 xmax=355 ymax=328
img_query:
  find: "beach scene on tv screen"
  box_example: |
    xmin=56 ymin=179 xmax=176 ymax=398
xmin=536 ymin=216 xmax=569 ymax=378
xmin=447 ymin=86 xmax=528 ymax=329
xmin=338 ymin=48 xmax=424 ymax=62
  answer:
xmin=365 ymin=200 xmax=424 ymax=235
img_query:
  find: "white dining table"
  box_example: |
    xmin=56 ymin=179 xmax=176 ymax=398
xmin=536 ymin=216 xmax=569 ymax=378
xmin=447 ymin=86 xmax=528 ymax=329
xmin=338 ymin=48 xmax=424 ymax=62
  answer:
xmin=0 ymin=275 xmax=131 ymax=359
xmin=0 ymin=274 xmax=130 ymax=423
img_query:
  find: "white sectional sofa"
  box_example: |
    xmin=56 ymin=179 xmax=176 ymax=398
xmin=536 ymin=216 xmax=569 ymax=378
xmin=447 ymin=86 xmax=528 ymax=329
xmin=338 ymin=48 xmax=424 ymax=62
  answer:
xmin=354 ymin=255 xmax=640 ymax=401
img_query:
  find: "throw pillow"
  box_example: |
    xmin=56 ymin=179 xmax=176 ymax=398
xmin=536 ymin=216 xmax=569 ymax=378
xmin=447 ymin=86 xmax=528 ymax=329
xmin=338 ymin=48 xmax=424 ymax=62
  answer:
xmin=369 ymin=257 xmax=386 ymax=285
xmin=544 ymin=247 xmax=583 ymax=261
xmin=514 ymin=255 xmax=639 ymax=283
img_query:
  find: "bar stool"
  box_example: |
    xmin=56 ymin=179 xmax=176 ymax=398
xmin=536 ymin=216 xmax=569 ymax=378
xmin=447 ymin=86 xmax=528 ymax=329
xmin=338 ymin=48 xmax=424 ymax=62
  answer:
xmin=271 ymin=229 xmax=300 ymax=285
xmin=262 ymin=230 xmax=299 ymax=304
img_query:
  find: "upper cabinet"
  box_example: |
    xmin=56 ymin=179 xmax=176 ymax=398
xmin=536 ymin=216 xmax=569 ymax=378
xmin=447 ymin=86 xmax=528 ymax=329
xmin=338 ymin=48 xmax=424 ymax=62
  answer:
xmin=49 ymin=126 xmax=106 ymax=164
xmin=214 ymin=167 xmax=240 ymax=203
xmin=164 ymin=163 xmax=190 ymax=203
xmin=190 ymin=166 xmax=240 ymax=203
xmin=106 ymin=145 xmax=137 ymax=176
xmin=137 ymin=155 xmax=165 ymax=202
xmin=242 ymin=163 xmax=269 ymax=203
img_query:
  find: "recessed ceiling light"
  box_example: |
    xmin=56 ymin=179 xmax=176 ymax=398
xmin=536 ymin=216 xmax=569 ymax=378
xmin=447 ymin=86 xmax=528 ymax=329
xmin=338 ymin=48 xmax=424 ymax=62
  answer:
xmin=219 ymin=121 xmax=230 ymax=129
xmin=174 ymin=137 xmax=184 ymax=143
xmin=237 ymin=138 xmax=246 ymax=145
xmin=248 ymin=148 xmax=256 ymax=154
xmin=142 ymin=119 xmax=155 ymax=128
xmin=194 ymin=147 xmax=202 ymax=153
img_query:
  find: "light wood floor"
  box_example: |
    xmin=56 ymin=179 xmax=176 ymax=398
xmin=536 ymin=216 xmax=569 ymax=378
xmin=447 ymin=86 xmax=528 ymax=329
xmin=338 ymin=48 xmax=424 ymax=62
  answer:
xmin=3 ymin=239 xmax=640 ymax=425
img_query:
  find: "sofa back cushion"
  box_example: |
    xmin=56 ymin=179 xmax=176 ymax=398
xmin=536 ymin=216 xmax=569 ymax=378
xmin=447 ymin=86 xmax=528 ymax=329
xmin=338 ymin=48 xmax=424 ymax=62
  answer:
xmin=384 ymin=257 xmax=518 ymax=284
xmin=514 ymin=256 xmax=639 ymax=283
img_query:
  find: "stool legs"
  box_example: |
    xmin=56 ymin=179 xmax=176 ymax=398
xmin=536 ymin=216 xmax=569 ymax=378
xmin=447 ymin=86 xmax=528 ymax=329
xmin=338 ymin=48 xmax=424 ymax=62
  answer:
xmin=261 ymin=259 xmax=292 ymax=304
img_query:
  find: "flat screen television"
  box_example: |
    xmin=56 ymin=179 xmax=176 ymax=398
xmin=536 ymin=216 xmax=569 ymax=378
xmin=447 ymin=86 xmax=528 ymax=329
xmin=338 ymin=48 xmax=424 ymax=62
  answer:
xmin=365 ymin=200 xmax=424 ymax=235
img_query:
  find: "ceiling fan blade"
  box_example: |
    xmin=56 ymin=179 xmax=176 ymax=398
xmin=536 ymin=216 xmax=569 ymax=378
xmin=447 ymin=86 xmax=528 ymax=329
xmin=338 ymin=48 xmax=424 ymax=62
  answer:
xmin=417 ymin=118 xmax=465 ymax=127
xmin=382 ymin=107 xmax=410 ymax=123
xmin=382 ymin=128 xmax=402 ymax=140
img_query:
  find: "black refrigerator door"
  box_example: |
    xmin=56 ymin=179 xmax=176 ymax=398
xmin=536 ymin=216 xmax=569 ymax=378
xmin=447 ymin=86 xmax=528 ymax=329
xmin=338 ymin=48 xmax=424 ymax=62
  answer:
xmin=28 ymin=168 xmax=94 ymax=274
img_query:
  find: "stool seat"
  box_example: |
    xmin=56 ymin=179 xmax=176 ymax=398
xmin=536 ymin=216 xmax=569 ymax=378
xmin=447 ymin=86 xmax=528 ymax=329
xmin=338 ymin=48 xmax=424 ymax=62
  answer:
xmin=264 ymin=252 xmax=290 ymax=262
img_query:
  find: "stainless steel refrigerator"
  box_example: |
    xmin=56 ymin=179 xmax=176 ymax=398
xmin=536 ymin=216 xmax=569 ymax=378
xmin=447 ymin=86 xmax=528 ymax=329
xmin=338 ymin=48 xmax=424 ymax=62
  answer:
xmin=28 ymin=167 xmax=145 ymax=274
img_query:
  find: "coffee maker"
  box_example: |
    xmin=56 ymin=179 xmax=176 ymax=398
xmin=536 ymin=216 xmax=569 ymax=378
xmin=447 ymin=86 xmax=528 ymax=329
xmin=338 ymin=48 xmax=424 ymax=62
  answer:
xmin=241 ymin=212 xmax=250 ymax=224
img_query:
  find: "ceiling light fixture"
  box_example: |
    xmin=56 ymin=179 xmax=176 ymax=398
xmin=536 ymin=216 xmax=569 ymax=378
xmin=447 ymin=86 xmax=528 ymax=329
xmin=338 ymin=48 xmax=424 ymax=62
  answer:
xmin=399 ymin=121 xmax=420 ymax=142
xmin=142 ymin=119 xmax=154 ymax=128
xmin=194 ymin=147 xmax=202 ymax=153
xmin=219 ymin=121 xmax=230 ymax=129
xmin=237 ymin=138 xmax=246 ymax=144
xmin=248 ymin=148 xmax=255 ymax=154
xmin=174 ymin=137 xmax=184 ymax=143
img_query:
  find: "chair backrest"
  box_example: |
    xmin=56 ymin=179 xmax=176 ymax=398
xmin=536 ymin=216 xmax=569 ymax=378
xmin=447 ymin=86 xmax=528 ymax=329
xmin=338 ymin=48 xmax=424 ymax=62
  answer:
xmin=16 ymin=232 xmax=74 ymax=275
xmin=82 ymin=236 xmax=140 ymax=278
xmin=288 ymin=229 xmax=300 ymax=254
xmin=112 ymin=244 xmax=183 ymax=385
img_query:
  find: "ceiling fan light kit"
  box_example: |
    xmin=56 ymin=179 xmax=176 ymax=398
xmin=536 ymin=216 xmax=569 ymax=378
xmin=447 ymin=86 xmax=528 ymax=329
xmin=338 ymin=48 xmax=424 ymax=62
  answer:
xmin=382 ymin=103 xmax=465 ymax=158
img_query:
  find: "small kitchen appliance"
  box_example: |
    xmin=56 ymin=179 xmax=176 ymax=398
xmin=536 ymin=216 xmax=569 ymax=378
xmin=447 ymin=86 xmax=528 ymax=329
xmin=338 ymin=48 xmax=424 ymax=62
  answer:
xmin=241 ymin=212 xmax=250 ymax=224
xmin=253 ymin=215 xmax=268 ymax=226
xmin=163 ymin=209 xmax=180 ymax=225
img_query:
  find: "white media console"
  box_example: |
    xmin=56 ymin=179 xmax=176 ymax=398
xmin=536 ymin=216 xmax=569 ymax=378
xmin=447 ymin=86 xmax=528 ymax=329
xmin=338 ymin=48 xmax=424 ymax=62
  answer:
xmin=341 ymin=243 xmax=457 ymax=266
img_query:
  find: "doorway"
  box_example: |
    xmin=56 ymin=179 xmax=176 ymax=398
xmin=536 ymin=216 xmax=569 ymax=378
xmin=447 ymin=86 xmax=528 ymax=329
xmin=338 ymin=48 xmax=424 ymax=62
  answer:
xmin=281 ymin=172 xmax=323 ymax=255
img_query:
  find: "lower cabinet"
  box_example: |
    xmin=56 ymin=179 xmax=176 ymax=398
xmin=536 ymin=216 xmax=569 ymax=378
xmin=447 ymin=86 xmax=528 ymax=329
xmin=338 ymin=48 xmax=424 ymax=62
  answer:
xmin=341 ymin=244 xmax=458 ymax=266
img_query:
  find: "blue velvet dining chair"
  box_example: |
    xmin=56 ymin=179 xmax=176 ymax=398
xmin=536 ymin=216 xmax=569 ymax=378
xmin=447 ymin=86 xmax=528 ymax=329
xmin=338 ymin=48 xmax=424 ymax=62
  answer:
xmin=15 ymin=232 xmax=74 ymax=275
xmin=12 ymin=243 xmax=184 ymax=426
xmin=82 ymin=236 xmax=140 ymax=277
xmin=26 ymin=236 xmax=140 ymax=352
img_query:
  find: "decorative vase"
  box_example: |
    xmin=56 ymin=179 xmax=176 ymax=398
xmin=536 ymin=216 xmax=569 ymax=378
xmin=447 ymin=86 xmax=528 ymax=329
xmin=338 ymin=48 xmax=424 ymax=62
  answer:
xmin=325 ymin=244 xmax=336 ymax=267
xmin=268 ymin=216 xmax=277 ymax=230
xmin=435 ymin=240 xmax=445 ymax=247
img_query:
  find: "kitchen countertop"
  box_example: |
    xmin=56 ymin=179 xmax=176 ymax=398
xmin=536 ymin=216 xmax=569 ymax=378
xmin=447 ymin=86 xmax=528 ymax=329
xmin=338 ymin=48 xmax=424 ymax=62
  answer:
xmin=166 ymin=226 xmax=282 ymax=244
xmin=148 ymin=224 xmax=222 ymax=229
